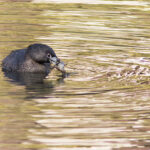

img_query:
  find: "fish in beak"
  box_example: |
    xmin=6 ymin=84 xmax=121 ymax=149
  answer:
xmin=50 ymin=57 xmax=66 ymax=73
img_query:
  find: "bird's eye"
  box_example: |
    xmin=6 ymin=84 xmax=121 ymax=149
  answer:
xmin=47 ymin=53 xmax=51 ymax=58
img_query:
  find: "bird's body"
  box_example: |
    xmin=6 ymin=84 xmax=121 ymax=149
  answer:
xmin=2 ymin=43 xmax=64 ymax=74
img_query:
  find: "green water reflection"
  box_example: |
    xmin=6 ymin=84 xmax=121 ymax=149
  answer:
xmin=0 ymin=1 xmax=150 ymax=150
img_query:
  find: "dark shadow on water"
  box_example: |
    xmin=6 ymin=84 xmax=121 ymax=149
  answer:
xmin=3 ymin=70 xmax=68 ymax=99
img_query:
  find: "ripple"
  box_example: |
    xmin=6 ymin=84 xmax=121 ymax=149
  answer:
xmin=32 ymin=0 xmax=149 ymax=6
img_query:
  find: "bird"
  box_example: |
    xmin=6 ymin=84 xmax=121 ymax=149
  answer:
xmin=2 ymin=43 xmax=65 ymax=74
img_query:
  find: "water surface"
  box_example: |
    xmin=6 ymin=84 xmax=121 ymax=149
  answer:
xmin=0 ymin=0 xmax=150 ymax=150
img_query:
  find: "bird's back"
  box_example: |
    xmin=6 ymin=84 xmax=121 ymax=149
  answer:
xmin=2 ymin=49 xmax=26 ymax=72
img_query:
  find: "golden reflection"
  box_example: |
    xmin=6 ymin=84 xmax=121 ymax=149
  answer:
xmin=0 ymin=1 xmax=150 ymax=150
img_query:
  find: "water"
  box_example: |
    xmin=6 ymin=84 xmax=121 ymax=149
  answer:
xmin=0 ymin=0 xmax=150 ymax=150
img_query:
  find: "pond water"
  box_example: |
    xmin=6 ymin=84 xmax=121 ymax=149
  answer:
xmin=0 ymin=0 xmax=150 ymax=150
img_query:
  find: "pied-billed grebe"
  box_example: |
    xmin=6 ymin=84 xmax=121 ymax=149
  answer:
xmin=2 ymin=43 xmax=65 ymax=74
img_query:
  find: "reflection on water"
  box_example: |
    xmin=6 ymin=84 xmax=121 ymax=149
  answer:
xmin=0 ymin=0 xmax=150 ymax=150
xmin=3 ymin=70 xmax=67 ymax=100
xmin=3 ymin=71 xmax=53 ymax=99
xmin=3 ymin=71 xmax=48 ymax=85
xmin=32 ymin=0 xmax=149 ymax=6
